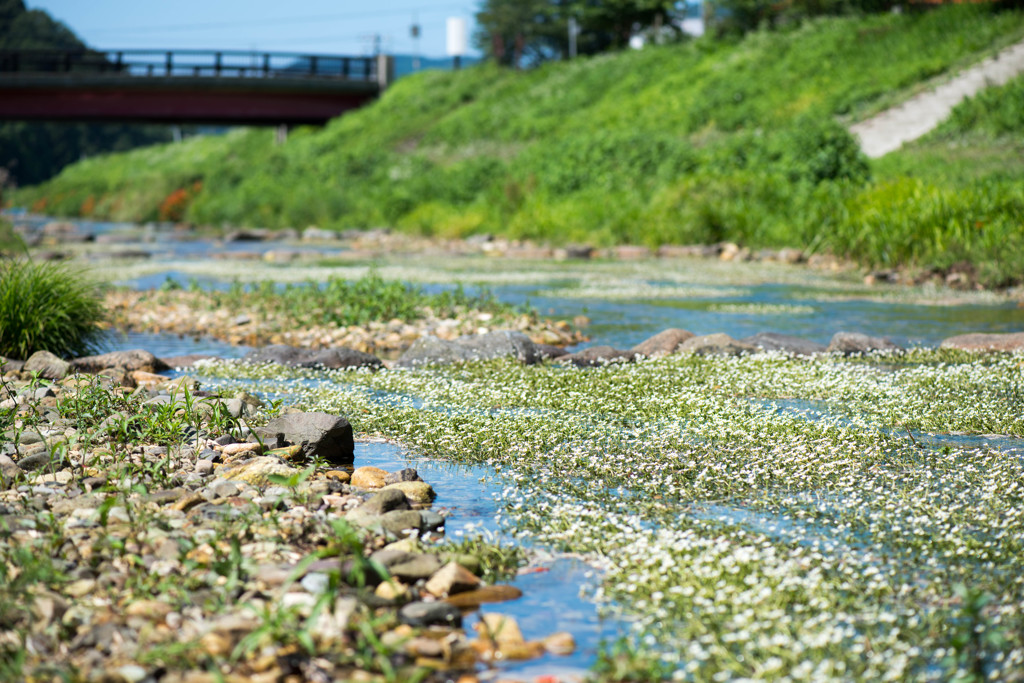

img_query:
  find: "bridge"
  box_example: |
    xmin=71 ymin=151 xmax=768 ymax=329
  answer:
xmin=0 ymin=48 xmax=394 ymax=126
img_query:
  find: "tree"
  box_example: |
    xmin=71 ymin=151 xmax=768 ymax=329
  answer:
xmin=475 ymin=0 xmax=678 ymax=67
xmin=0 ymin=0 xmax=172 ymax=187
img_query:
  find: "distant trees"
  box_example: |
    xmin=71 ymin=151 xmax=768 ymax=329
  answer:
xmin=0 ymin=0 xmax=171 ymax=188
xmin=475 ymin=0 xmax=679 ymax=67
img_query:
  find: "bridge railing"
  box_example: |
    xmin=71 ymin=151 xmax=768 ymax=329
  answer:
xmin=0 ymin=48 xmax=378 ymax=81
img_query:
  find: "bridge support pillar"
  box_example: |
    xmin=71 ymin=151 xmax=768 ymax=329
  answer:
xmin=376 ymin=54 xmax=394 ymax=90
xmin=275 ymin=124 xmax=288 ymax=145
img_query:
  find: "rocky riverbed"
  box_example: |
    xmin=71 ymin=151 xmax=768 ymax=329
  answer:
xmin=104 ymin=289 xmax=586 ymax=358
xmin=1 ymin=350 xmax=582 ymax=683
xmin=4 ymin=321 xmax=1024 ymax=681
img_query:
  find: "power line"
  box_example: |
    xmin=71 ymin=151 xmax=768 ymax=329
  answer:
xmin=80 ymin=4 xmax=469 ymax=36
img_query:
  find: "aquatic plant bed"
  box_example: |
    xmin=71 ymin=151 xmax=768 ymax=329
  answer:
xmin=105 ymin=274 xmax=583 ymax=355
xmin=192 ymin=348 xmax=1024 ymax=681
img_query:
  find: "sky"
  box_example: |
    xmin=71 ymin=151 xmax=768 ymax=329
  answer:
xmin=26 ymin=1 xmax=483 ymax=58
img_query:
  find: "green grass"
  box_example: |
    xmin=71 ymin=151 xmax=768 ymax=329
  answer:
xmin=11 ymin=4 xmax=1024 ymax=285
xmin=0 ymin=259 xmax=105 ymax=359
xmin=160 ymin=272 xmax=526 ymax=328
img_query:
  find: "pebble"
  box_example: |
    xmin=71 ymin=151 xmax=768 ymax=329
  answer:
xmin=382 ymin=480 xmax=436 ymax=504
xmin=425 ymin=562 xmax=482 ymax=598
xmin=350 ymin=466 xmax=388 ymax=488
xmin=398 ymin=601 xmax=463 ymax=628
xmin=207 ymin=480 xmax=240 ymax=499
xmin=0 ymin=346 xmax=562 ymax=681
xmin=193 ymin=460 xmax=215 ymax=476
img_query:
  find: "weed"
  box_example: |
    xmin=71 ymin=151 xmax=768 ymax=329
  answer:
xmin=0 ymin=259 xmax=105 ymax=359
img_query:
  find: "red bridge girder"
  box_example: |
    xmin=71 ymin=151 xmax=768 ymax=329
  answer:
xmin=0 ymin=76 xmax=380 ymax=125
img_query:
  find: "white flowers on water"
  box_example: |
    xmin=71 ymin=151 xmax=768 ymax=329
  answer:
xmin=190 ymin=349 xmax=1024 ymax=680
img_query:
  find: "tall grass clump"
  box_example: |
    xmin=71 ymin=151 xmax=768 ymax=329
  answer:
xmin=0 ymin=259 xmax=105 ymax=359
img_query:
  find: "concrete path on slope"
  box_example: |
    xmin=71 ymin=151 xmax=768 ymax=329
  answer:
xmin=850 ymin=38 xmax=1024 ymax=158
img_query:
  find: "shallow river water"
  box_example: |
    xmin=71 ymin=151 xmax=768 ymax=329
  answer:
xmin=17 ymin=216 xmax=1024 ymax=679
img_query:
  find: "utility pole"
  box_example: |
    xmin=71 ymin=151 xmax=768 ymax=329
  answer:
xmin=410 ymin=15 xmax=421 ymax=71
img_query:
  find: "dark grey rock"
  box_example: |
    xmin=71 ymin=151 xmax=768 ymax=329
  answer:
xmin=198 ymin=448 xmax=221 ymax=461
xmin=358 ymin=489 xmax=410 ymax=516
xmin=398 ymin=601 xmax=462 ymax=628
xmin=224 ymin=228 xmax=271 ymax=242
xmin=828 ymin=332 xmax=903 ymax=355
xmin=384 ymin=468 xmax=422 ymax=486
xmin=255 ymin=412 xmax=354 ymax=465
xmin=678 ymin=334 xmax=756 ymax=357
xmin=420 ymin=510 xmax=445 ymax=532
xmin=396 ymin=330 xmax=563 ymax=368
xmin=17 ymin=451 xmax=63 ymax=472
xmin=33 ymin=386 xmax=56 ymax=400
xmin=454 ymin=330 xmax=547 ymax=364
xmin=394 ymin=336 xmax=474 ymax=368
xmin=379 ymin=510 xmax=425 ymax=536
xmin=557 ymin=345 xmax=636 ymax=367
xmin=18 ymin=429 xmax=46 ymax=446
xmin=23 ymin=351 xmax=70 ymax=380
xmin=243 ymin=344 xmax=382 ymax=370
xmin=562 ymin=244 xmax=594 ymax=259
xmin=71 ymin=349 xmax=169 ymax=374
xmin=741 ymin=332 xmax=827 ymax=357
xmin=371 ymin=550 xmax=443 ymax=581
xmin=533 ymin=342 xmax=569 ymax=360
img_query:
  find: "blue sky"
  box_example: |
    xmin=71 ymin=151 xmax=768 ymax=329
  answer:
xmin=26 ymin=1 xmax=482 ymax=58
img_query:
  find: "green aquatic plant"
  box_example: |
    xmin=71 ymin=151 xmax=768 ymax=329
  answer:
xmin=0 ymin=258 xmax=104 ymax=359
xmin=196 ymin=272 xmax=522 ymax=328
xmin=188 ymin=348 xmax=1024 ymax=679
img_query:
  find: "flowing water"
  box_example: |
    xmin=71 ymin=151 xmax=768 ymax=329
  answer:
xmin=15 ymin=215 xmax=1024 ymax=678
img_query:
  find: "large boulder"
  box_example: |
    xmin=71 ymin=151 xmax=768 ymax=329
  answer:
xmin=557 ymin=345 xmax=636 ymax=367
xmin=741 ymin=332 xmax=827 ymax=357
xmin=631 ymin=328 xmax=695 ymax=357
xmin=243 ymin=344 xmax=382 ymax=370
xmin=939 ymin=332 xmax=1024 ymax=353
xmin=827 ymin=332 xmax=903 ymax=355
xmin=454 ymin=330 xmax=551 ymax=364
xmin=678 ymin=334 xmax=755 ymax=357
xmin=395 ymin=330 xmax=560 ymax=368
xmin=71 ymin=349 xmax=169 ymax=374
xmin=395 ymin=336 xmax=473 ymax=367
xmin=255 ymin=412 xmax=354 ymax=465
xmin=23 ymin=351 xmax=70 ymax=380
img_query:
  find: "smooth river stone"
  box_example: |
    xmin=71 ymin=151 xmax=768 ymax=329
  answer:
xmin=940 ymin=331 xmax=1024 ymax=352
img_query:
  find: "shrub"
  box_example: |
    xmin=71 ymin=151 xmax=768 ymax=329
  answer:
xmin=0 ymin=259 xmax=105 ymax=359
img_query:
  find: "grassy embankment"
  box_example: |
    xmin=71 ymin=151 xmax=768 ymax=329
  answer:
xmin=11 ymin=4 xmax=1024 ymax=286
